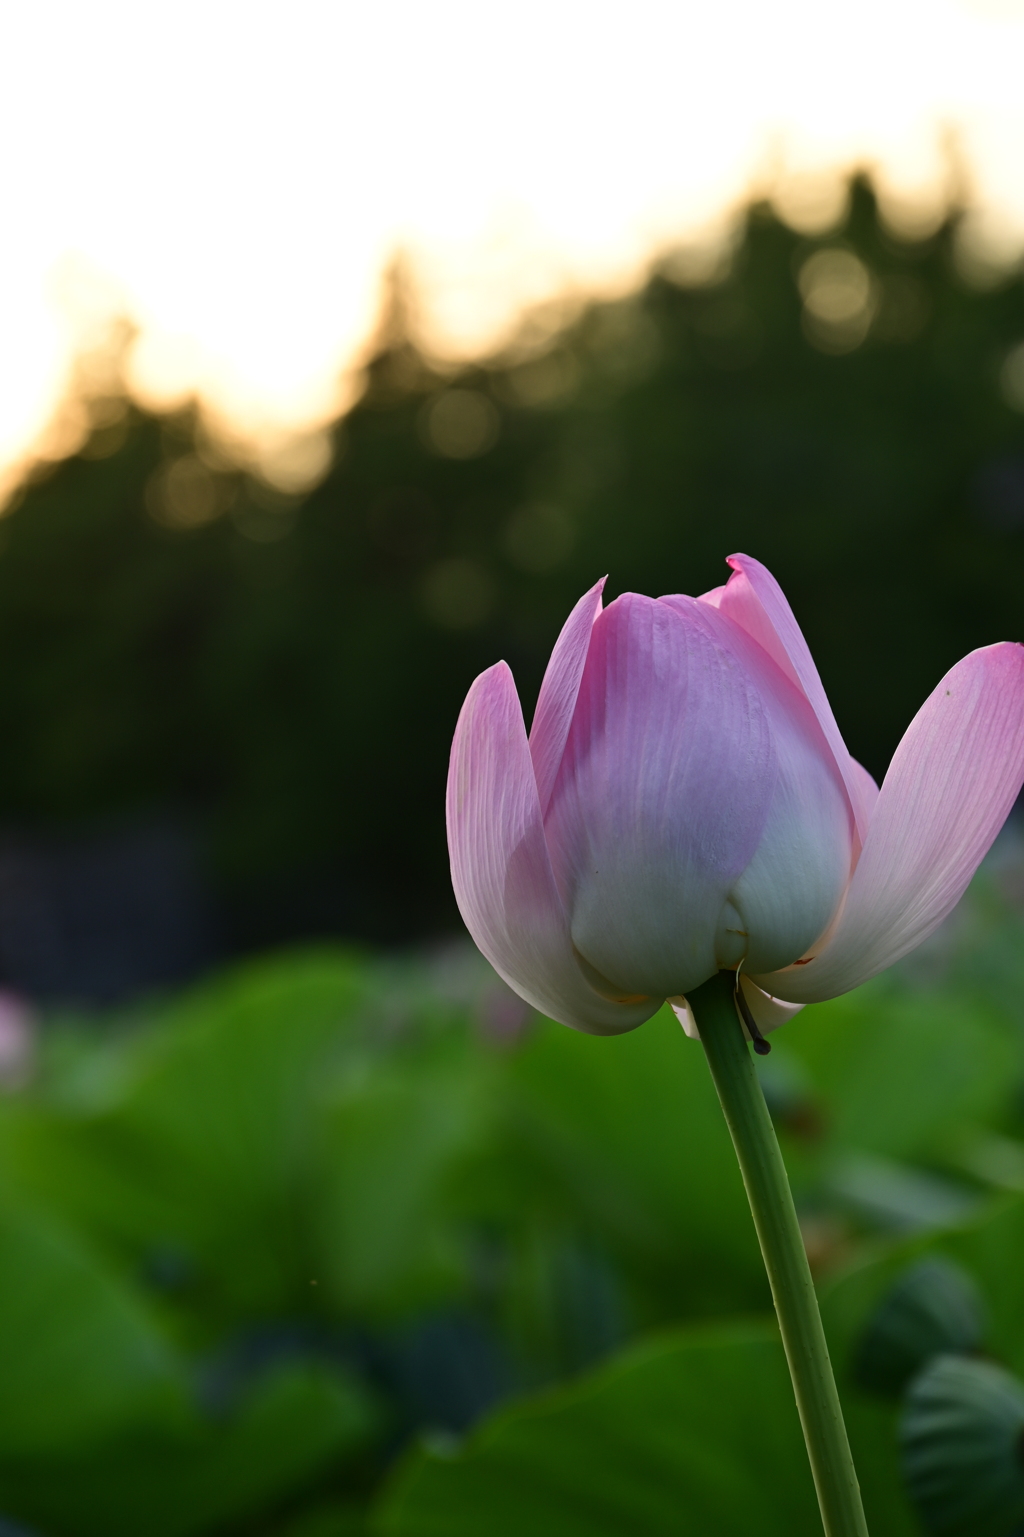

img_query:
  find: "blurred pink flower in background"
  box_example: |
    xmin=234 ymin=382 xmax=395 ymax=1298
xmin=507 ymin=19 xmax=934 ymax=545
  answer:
xmin=447 ymin=555 xmax=1024 ymax=1039
xmin=0 ymin=989 xmax=36 ymax=1088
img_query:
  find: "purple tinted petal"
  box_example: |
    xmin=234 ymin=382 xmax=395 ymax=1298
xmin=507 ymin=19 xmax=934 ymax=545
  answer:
xmin=699 ymin=554 xmax=869 ymax=844
xmin=544 ymin=594 xmax=776 ymax=997
xmin=667 ymin=596 xmax=854 ymax=977
xmin=758 ymin=643 xmax=1024 ymax=1002
xmin=529 ymin=577 xmax=605 ymax=816
xmin=447 ymin=662 xmax=660 ymax=1035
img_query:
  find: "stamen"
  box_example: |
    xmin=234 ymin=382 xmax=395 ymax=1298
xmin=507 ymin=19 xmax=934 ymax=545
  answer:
xmin=734 ymin=972 xmax=771 ymax=1055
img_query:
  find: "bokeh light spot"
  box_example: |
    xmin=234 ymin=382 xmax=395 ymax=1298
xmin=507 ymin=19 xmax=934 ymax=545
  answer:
xmin=145 ymin=456 xmax=225 ymax=529
xmin=80 ymin=397 xmax=130 ymax=460
xmin=256 ymin=431 xmax=334 ymax=495
xmin=502 ymin=352 xmax=580 ymax=409
xmin=798 ymin=249 xmax=876 ymax=353
xmin=772 ymin=172 xmax=850 ymax=236
xmin=420 ymin=390 xmax=500 ymax=459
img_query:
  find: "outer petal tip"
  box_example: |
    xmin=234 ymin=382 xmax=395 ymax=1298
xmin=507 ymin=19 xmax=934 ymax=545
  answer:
xmin=761 ymin=640 xmax=1024 ymax=1003
xmin=701 ymin=552 xmax=870 ymax=847
xmin=529 ymin=577 xmax=607 ymax=815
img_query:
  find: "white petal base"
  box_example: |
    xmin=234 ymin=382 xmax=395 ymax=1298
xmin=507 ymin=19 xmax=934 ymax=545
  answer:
xmin=670 ymin=975 xmax=804 ymax=1043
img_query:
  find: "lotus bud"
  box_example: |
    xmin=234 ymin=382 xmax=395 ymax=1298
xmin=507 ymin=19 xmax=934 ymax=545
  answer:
xmin=855 ymin=1257 xmax=985 ymax=1397
xmin=448 ymin=554 xmax=1024 ymax=1039
xmin=900 ymin=1354 xmax=1024 ymax=1536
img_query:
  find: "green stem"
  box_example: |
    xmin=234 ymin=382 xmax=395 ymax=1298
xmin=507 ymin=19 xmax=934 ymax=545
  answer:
xmin=688 ymin=970 xmax=869 ymax=1537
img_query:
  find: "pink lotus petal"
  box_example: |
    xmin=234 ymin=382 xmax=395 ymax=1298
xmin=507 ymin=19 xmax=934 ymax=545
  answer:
xmin=447 ymin=662 xmax=659 ymax=1035
xmin=700 ymin=554 xmax=869 ymax=845
xmin=529 ymin=577 xmax=605 ymax=816
xmin=758 ymin=642 xmax=1024 ymax=1003
xmin=848 ymin=757 xmax=880 ymax=841
xmin=544 ymin=594 xmax=776 ymax=997
xmin=665 ymin=594 xmax=854 ymax=977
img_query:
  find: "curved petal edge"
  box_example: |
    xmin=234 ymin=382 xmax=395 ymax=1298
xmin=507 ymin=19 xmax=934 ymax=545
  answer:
xmin=700 ymin=554 xmax=869 ymax=845
xmin=447 ymin=661 xmax=659 ymax=1035
xmin=759 ymin=642 xmax=1024 ymax=1003
xmin=530 ymin=577 xmax=605 ymax=817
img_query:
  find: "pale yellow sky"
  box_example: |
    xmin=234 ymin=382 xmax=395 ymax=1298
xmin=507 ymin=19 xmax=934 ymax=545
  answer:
xmin=3 ymin=0 xmax=1024 ymax=495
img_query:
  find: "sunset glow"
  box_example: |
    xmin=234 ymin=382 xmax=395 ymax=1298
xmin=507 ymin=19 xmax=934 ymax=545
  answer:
xmin=3 ymin=0 xmax=1024 ymax=497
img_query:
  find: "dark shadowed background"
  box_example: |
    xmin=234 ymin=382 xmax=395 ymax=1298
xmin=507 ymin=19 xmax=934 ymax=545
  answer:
xmin=1 ymin=177 xmax=1021 ymax=1004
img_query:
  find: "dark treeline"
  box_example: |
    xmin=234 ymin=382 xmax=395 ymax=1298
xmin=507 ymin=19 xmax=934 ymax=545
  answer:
xmin=2 ymin=176 xmax=1024 ymax=969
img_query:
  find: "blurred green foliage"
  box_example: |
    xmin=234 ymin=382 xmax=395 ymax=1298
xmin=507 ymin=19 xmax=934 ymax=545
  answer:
xmin=382 ymin=1323 xmax=823 ymax=1537
xmin=4 ymin=168 xmax=1024 ymax=1532
xmin=3 ymin=176 xmax=1024 ymax=944
xmin=381 ymin=1203 xmax=1024 ymax=1537
xmin=0 ymin=853 xmax=1021 ymax=1532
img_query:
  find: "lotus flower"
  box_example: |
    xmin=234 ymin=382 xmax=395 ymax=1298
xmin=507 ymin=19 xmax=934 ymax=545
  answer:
xmin=446 ymin=555 xmax=1024 ymax=1039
